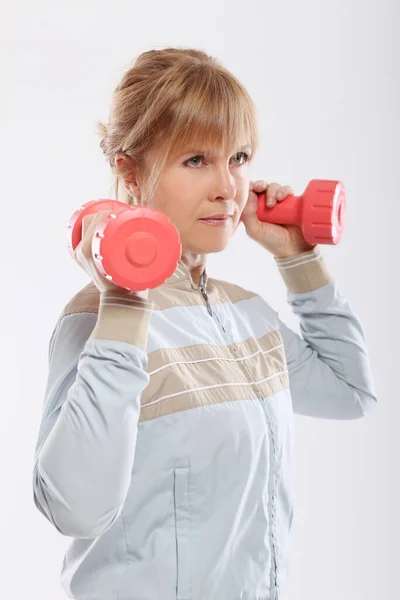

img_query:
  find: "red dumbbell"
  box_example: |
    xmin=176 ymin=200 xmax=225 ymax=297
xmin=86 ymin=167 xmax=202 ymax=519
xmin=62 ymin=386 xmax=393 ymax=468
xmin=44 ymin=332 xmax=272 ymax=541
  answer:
xmin=256 ymin=179 xmax=346 ymax=245
xmin=67 ymin=199 xmax=182 ymax=292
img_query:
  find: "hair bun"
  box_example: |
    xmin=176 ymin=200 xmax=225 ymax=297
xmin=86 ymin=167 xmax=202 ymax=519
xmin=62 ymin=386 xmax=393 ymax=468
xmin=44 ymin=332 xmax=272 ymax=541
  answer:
xmin=95 ymin=120 xmax=108 ymax=152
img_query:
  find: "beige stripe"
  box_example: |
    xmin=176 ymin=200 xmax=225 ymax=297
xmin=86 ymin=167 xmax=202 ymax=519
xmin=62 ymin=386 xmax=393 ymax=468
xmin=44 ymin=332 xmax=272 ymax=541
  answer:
xmin=51 ymin=278 xmax=259 ymax=337
xmin=149 ymin=278 xmax=258 ymax=309
xmin=139 ymin=329 xmax=289 ymax=422
xmin=275 ymin=247 xmax=332 ymax=293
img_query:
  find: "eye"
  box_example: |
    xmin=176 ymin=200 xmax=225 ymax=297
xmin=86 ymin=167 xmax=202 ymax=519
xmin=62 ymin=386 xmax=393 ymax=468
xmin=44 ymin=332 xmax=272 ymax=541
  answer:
xmin=232 ymin=151 xmax=251 ymax=165
xmin=185 ymin=155 xmax=203 ymax=167
xmin=184 ymin=151 xmax=251 ymax=168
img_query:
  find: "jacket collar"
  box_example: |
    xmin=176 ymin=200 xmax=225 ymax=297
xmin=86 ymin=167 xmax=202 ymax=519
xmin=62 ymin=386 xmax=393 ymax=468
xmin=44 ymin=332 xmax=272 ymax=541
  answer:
xmin=163 ymin=258 xmax=209 ymax=291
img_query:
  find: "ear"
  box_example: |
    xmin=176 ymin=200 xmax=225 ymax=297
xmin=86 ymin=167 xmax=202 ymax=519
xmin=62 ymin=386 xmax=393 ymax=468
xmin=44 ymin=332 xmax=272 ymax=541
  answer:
xmin=115 ymin=153 xmax=141 ymax=199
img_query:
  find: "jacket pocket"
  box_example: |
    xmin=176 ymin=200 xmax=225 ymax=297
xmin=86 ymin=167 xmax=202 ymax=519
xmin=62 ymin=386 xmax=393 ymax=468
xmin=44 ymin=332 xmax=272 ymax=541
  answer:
xmin=174 ymin=466 xmax=192 ymax=600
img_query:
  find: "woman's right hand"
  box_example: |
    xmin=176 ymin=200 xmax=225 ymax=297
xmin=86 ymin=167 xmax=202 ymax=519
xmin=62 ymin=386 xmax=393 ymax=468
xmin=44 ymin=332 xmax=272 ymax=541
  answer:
xmin=73 ymin=210 xmax=149 ymax=301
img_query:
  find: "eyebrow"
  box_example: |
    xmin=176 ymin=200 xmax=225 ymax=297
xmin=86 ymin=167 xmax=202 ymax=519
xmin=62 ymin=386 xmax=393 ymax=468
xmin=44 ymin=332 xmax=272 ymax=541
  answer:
xmin=181 ymin=145 xmax=251 ymax=157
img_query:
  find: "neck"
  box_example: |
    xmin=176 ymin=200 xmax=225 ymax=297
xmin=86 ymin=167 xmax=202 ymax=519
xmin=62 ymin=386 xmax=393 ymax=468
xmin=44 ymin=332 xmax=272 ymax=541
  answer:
xmin=180 ymin=252 xmax=207 ymax=287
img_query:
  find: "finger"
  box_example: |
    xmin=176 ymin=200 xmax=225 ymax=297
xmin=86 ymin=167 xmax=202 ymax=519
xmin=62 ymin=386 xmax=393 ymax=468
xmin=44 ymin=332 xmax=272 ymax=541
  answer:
xmin=82 ymin=210 xmax=112 ymax=239
xmin=266 ymin=182 xmax=281 ymax=207
xmin=81 ymin=214 xmax=96 ymax=239
xmin=80 ymin=210 xmax=112 ymax=259
xmin=276 ymin=185 xmax=295 ymax=201
xmin=253 ymin=180 xmax=268 ymax=192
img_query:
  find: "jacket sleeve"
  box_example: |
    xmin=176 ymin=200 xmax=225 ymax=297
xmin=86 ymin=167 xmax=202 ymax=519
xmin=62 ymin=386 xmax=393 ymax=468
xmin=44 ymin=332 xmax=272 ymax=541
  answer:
xmin=32 ymin=292 xmax=153 ymax=539
xmin=274 ymin=246 xmax=377 ymax=419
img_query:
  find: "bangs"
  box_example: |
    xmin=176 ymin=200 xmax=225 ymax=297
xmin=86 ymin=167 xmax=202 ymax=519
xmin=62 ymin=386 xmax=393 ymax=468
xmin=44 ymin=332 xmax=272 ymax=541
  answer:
xmin=162 ymin=69 xmax=258 ymax=160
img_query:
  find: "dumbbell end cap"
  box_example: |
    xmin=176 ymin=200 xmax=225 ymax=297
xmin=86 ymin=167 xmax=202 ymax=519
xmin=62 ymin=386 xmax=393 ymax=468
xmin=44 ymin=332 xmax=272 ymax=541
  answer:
xmin=303 ymin=180 xmax=346 ymax=245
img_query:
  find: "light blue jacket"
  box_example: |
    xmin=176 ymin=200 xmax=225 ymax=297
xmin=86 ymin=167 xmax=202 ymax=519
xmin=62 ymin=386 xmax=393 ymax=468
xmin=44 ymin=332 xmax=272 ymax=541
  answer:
xmin=32 ymin=246 xmax=377 ymax=600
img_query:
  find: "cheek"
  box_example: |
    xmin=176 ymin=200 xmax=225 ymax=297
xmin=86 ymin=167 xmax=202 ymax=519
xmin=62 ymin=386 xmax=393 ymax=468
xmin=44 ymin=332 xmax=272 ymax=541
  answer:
xmin=151 ymin=194 xmax=194 ymax=230
xmin=238 ymin=192 xmax=250 ymax=212
xmin=152 ymin=184 xmax=197 ymax=218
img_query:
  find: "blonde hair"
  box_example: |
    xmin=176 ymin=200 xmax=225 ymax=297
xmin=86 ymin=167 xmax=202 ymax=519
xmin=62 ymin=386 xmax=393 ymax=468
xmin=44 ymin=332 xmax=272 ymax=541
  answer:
xmin=96 ymin=47 xmax=260 ymax=207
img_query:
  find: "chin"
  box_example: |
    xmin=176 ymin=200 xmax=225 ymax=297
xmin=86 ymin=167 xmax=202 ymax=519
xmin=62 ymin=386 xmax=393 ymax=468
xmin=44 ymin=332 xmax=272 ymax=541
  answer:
xmin=186 ymin=234 xmax=232 ymax=255
xmin=180 ymin=220 xmax=236 ymax=253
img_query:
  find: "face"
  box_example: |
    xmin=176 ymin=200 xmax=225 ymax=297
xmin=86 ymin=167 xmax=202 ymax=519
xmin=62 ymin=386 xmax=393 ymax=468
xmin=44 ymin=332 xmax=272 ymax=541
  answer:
xmin=143 ymin=141 xmax=252 ymax=255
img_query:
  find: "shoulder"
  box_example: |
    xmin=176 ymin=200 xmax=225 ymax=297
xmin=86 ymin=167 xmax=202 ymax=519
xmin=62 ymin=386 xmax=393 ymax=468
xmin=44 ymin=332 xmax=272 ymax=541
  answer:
xmin=51 ymin=283 xmax=100 ymax=340
xmin=210 ymin=277 xmax=258 ymax=303
xmin=210 ymin=277 xmax=278 ymax=319
xmin=58 ymin=282 xmax=100 ymax=318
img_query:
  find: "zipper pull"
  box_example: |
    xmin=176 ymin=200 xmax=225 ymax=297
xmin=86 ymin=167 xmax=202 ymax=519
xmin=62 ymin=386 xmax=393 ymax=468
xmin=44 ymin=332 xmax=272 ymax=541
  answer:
xmin=199 ymin=272 xmax=213 ymax=316
xmin=200 ymin=286 xmax=213 ymax=316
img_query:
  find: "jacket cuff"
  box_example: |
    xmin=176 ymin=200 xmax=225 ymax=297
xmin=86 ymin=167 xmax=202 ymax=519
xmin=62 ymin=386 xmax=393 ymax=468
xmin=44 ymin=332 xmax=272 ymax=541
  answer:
xmin=90 ymin=290 xmax=154 ymax=348
xmin=275 ymin=246 xmax=333 ymax=293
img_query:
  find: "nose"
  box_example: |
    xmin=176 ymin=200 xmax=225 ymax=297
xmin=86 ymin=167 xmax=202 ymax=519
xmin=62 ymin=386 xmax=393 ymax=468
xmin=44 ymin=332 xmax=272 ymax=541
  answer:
xmin=211 ymin=168 xmax=236 ymax=201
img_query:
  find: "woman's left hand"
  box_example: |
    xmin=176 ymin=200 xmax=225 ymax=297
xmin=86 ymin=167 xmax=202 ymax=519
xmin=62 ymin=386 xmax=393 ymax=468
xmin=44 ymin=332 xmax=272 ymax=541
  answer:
xmin=240 ymin=180 xmax=316 ymax=258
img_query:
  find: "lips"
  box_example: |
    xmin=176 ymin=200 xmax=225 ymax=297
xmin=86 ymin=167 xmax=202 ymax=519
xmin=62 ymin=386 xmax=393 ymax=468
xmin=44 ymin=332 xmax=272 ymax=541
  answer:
xmin=200 ymin=215 xmax=231 ymax=220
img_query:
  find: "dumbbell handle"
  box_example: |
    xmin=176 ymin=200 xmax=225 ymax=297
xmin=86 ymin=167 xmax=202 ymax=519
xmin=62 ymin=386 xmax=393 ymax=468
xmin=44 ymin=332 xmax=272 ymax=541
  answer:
xmin=256 ymin=179 xmax=346 ymax=245
xmin=257 ymin=192 xmax=302 ymax=226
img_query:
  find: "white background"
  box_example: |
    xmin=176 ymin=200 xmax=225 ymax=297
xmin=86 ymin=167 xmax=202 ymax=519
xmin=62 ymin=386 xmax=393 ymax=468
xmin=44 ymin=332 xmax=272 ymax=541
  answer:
xmin=2 ymin=0 xmax=399 ymax=598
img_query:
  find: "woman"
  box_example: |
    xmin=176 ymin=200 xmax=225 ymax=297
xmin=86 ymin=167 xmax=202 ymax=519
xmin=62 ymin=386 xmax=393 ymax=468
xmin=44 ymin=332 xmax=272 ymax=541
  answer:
xmin=32 ymin=48 xmax=377 ymax=600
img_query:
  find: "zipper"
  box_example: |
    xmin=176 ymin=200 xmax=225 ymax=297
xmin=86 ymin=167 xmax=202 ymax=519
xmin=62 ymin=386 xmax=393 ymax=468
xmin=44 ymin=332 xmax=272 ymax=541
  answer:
xmin=265 ymin=406 xmax=279 ymax=595
xmin=199 ymin=270 xmax=277 ymax=591
xmin=198 ymin=272 xmax=240 ymax=354
xmin=199 ymin=272 xmax=227 ymax=333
